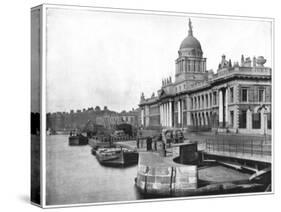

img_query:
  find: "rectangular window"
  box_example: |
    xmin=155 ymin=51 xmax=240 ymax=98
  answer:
xmin=230 ymin=87 xmax=234 ymax=103
xmin=183 ymin=99 xmax=187 ymax=110
xmin=267 ymin=113 xmax=271 ymax=129
xmin=252 ymin=113 xmax=261 ymax=129
xmin=258 ymin=89 xmax=265 ymax=102
xmin=241 ymin=88 xmax=248 ymax=102
xmin=213 ymin=92 xmax=217 ymax=105
xmin=230 ymin=111 xmax=234 ymax=127
xmin=239 ymin=110 xmax=247 ymax=128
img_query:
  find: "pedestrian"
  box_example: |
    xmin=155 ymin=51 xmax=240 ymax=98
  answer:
xmin=139 ymin=130 xmax=143 ymax=148
xmin=146 ymin=136 xmax=152 ymax=151
xmin=136 ymin=137 xmax=140 ymax=148
xmin=174 ymin=131 xmax=179 ymax=143
xmin=154 ymin=137 xmax=157 ymax=151
xmin=179 ymin=131 xmax=184 ymax=143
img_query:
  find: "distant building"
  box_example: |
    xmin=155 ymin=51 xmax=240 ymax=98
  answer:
xmin=47 ymin=107 xmax=140 ymax=131
xmin=119 ymin=108 xmax=140 ymax=127
xmin=139 ymin=19 xmax=272 ymax=134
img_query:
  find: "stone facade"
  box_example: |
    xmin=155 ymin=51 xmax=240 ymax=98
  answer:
xmin=139 ymin=19 xmax=272 ymax=135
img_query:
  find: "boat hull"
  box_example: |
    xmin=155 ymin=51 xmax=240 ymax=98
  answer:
xmin=96 ymin=148 xmax=138 ymax=167
xmin=68 ymin=135 xmax=88 ymax=146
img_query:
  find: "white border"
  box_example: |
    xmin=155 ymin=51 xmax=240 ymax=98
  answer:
xmin=36 ymin=3 xmax=274 ymax=209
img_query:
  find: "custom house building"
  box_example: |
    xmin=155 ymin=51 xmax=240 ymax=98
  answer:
xmin=139 ymin=19 xmax=272 ymax=134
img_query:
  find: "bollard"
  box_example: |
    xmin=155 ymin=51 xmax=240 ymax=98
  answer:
xmin=261 ymin=140 xmax=263 ymax=156
xmin=251 ymin=140 xmax=253 ymax=156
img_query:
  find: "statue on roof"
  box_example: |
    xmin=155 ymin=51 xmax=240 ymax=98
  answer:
xmin=188 ymin=18 xmax=193 ymax=36
xmin=141 ymin=92 xmax=145 ymax=100
xmin=219 ymin=54 xmax=229 ymax=69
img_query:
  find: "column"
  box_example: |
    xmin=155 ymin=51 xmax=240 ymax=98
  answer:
xmin=141 ymin=109 xmax=144 ymax=126
xmin=166 ymin=103 xmax=169 ymax=127
xmin=169 ymin=101 xmax=172 ymax=127
xmin=246 ymin=109 xmax=252 ymax=130
xmin=178 ymin=100 xmax=181 ymax=125
xmin=160 ymin=105 xmax=163 ymax=126
xmin=219 ymin=90 xmax=223 ymax=127
xmin=181 ymin=100 xmax=183 ymax=126
xmin=186 ymin=97 xmax=191 ymax=126
xmin=165 ymin=103 xmax=168 ymax=127
xmin=163 ymin=104 xmax=166 ymax=127
xmin=225 ymin=88 xmax=229 ymax=126
xmin=164 ymin=103 xmax=167 ymax=127
xmin=260 ymin=109 xmax=268 ymax=134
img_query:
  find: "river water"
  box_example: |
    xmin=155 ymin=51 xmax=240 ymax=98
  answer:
xmin=46 ymin=135 xmax=141 ymax=205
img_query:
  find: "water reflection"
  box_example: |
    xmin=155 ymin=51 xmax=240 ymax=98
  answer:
xmin=46 ymin=135 xmax=141 ymax=205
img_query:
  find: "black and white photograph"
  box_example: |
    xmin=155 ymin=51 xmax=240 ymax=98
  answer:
xmin=30 ymin=2 xmax=274 ymax=209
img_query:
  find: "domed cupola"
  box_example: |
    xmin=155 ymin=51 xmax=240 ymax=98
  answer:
xmin=179 ymin=19 xmax=203 ymax=57
xmin=175 ymin=19 xmax=207 ymax=82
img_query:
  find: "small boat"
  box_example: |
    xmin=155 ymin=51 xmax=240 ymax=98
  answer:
xmin=96 ymin=147 xmax=138 ymax=167
xmin=68 ymin=134 xmax=88 ymax=146
xmin=88 ymin=138 xmax=114 ymax=155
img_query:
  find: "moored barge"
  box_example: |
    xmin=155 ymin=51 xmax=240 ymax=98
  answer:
xmin=96 ymin=147 xmax=138 ymax=167
xmin=68 ymin=134 xmax=88 ymax=146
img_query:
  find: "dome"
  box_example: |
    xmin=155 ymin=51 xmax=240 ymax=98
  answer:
xmin=179 ymin=19 xmax=202 ymax=53
xmin=180 ymin=35 xmax=202 ymax=50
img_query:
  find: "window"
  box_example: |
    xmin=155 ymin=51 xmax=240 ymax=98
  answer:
xmin=241 ymin=88 xmax=248 ymax=102
xmin=213 ymin=92 xmax=217 ymax=105
xmin=258 ymin=89 xmax=265 ymax=102
xmin=267 ymin=113 xmax=271 ymax=129
xmin=230 ymin=111 xmax=234 ymax=127
xmin=252 ymin=113 xmax=261 ymax=129
xmin=239 ymin=110 xmax=247 ymax=128
xmin=230 ymin=87 xmax=234 ymax=103
xmin=183 ymin=99 xmax=187 ymax=110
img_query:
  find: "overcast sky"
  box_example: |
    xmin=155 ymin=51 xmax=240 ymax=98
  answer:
xmin=46 ymin=8 xmax=272 ymax=113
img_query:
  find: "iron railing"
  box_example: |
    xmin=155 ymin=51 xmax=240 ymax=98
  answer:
xmin=205 ymin=139 xmax=271 ymax=157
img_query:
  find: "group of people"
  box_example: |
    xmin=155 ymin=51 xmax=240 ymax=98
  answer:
xmin=136 ymin=129 xmax=184 ymax=153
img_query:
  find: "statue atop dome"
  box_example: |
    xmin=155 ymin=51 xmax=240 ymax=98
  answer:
xmin=188 ymin=18 xmax=193 ymax=36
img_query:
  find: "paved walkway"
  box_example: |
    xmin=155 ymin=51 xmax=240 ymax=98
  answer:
xmin=116 ymin=137 xmax=272 ymax=164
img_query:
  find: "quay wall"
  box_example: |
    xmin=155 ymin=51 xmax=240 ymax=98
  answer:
xmin=136 ymin=152 xmax=197 ymax=196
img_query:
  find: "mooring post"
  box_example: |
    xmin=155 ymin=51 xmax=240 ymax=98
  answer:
xmin=242 ymin=140 xmax=244 ymax=155
xmin=261 ymin=140 xmax=263 ymax=157
xmin=251 ymin=140 xmax=253 ymax=156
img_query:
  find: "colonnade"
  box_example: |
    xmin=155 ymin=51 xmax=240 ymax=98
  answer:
xmin=160 ymin=102 xmax=172 ymax=127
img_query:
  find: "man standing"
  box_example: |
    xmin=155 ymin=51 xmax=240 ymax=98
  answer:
xmin=146 ymin=136 xmax=152 ymax=151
